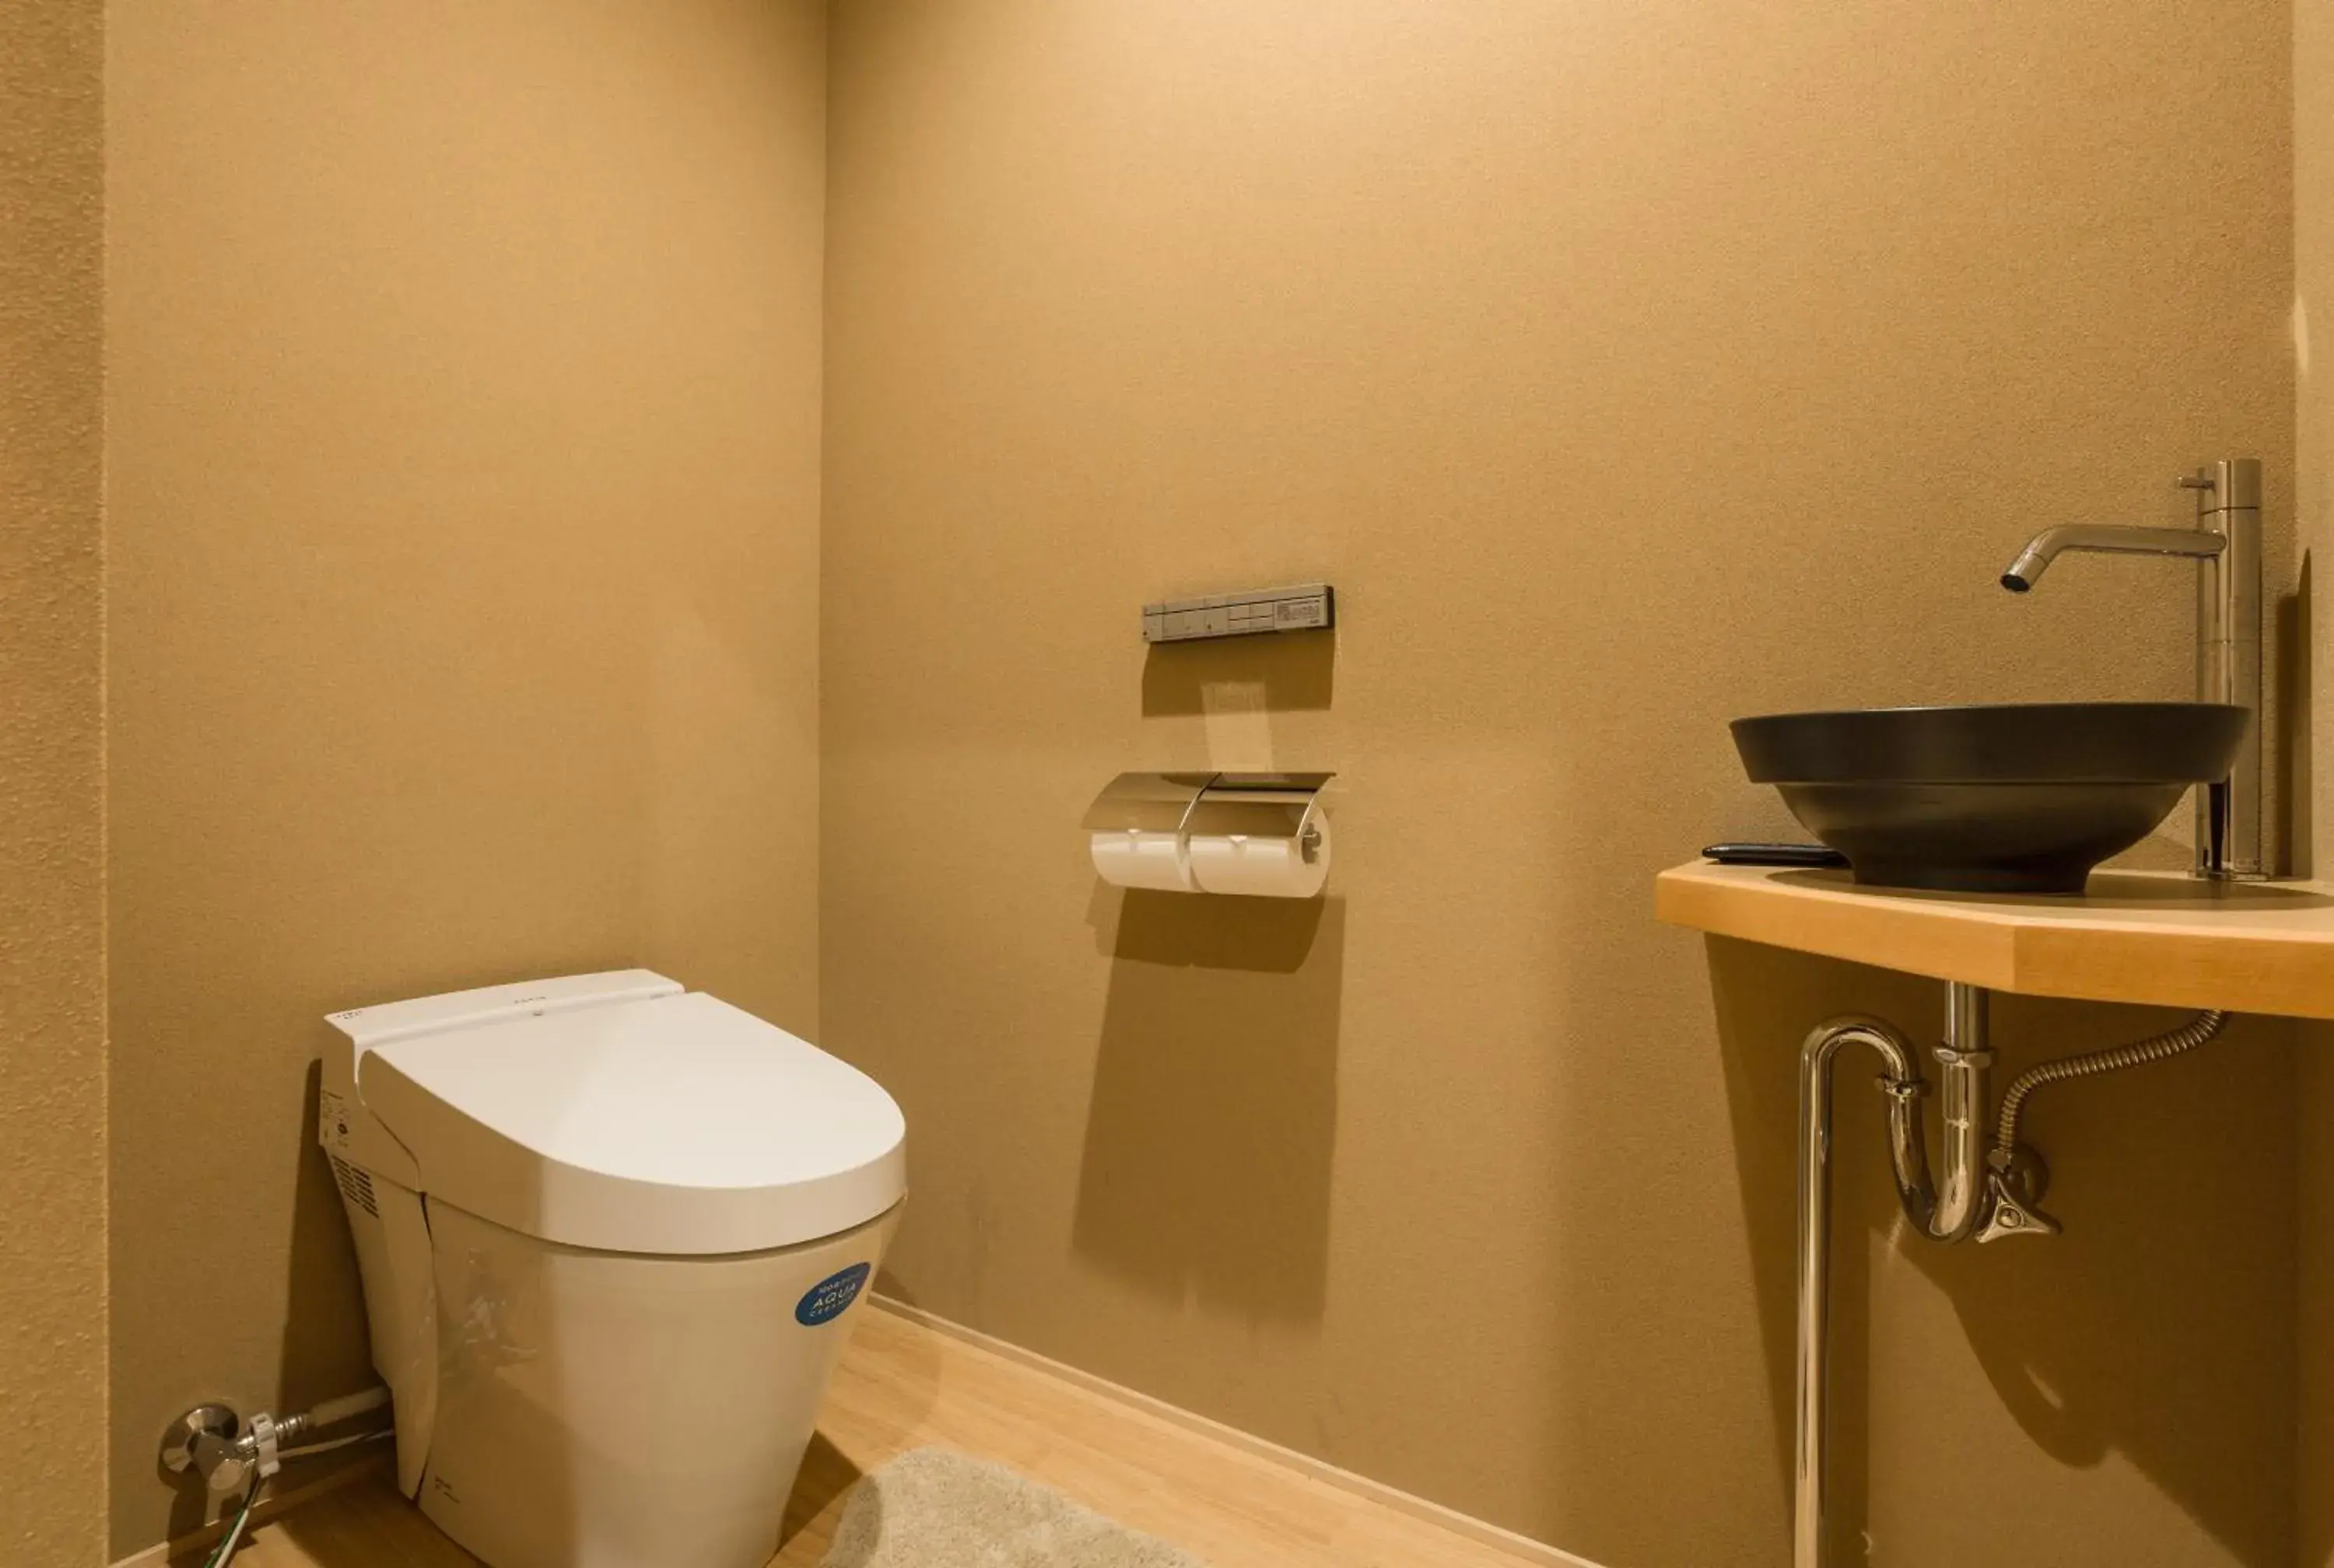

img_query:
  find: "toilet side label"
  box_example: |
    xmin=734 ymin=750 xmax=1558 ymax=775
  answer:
xmin=796 ymin=1263 xmax=873 ymax=1327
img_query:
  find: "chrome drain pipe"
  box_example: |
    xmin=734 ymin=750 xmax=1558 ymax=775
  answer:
xmin=1795 ymin=983 xmax=1996 ymax=1568
xmin=1793 ymin=984 xmax=2230 ymax=1566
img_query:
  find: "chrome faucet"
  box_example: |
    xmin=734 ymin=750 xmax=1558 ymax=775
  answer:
xmin=2000 ymin=457 xmax=2262 ymax=879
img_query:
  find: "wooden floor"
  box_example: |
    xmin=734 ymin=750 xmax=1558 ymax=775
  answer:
xmin=181 ymin=1302 xmax=1566 ymax=1568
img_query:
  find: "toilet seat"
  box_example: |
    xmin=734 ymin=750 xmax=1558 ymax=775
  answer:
xmin=329 ymin=970 xmax=906 ymax=1255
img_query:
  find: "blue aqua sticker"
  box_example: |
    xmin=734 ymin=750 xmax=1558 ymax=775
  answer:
xmin=795 ymin=1262 xmax=872 ymax=1326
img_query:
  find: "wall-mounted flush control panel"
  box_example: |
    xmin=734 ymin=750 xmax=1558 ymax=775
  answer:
xmin=1141 ymin=583 xmax=1335 ymax=643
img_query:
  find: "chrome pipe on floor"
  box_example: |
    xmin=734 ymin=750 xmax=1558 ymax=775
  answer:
xmin=1794 ymin=983 xmax=1993 ymax=1568
xmin=1791 ymin=982 xmax=2232 ymax=1565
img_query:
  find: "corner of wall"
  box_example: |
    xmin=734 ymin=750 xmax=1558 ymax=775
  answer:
xmin=2298 ymin=0 xmax=2333 ymax=1556
xmin=0 ymin=0 xmax=110 ymax=1562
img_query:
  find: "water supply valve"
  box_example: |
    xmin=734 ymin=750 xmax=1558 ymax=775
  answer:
xmin=163 ymin=1384 xmax=395 ymax=1499
xmin=1971 ymin=1143 xmax=2060 ymax=1242
xmin=161 ymin=1404 xmax=252 ymax=1494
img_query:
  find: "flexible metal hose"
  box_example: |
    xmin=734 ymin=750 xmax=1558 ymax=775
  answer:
xmin=1991 ymin=1008 xmax=2228 ymax=1161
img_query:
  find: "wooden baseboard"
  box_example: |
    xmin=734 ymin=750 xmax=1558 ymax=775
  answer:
xmin=110 ymin=1451 xmax=391 ymax=1568
xmin=112 ymin=1308 xmax=1609 ymax=1568
xmin=871 ymin=1295 xmax=1608 ymax=1568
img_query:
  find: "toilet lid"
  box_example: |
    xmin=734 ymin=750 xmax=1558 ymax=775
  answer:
xmin=345 ymin=978 xmax=906 ymax=1255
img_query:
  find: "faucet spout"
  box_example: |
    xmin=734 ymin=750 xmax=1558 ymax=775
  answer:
xmin=1999 ymin=523 xmax=2228 ymax=592
xmin=1996 ymin=459 xmax=2262 ymax=879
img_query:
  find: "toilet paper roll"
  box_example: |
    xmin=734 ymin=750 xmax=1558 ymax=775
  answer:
xmin=1088 ymin=828 xmax=1196 ymax=892
xmin=1185 ymin=812 xmax=1332 ymax=898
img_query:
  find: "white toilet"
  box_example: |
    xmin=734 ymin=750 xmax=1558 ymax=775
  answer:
xmin=318 ymin=970 xmax=906 ymax=1568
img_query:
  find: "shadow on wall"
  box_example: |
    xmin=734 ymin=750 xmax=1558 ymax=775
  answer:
xmin=1140 ymin=628 xmax=1336 ymax=719
xmin=1071 ymin=891 xmax=1344 ymax=1324
xmin=156 ymin=1062 xmax=378 ymax=1545
xmin=277 ymin=1060 xmax=378 ymax=1418
xmin=2280 ymin=554 xmax=2313 ymax=878
xmin=1705 ymin=936 xmax=2297 ymax=1568
xmin=2301 ymin=1030 xmax=2334 ymax=1568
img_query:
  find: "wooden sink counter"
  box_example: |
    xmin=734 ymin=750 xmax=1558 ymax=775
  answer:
xmin=1656 ymin=859 xmax=2334 ymax=1020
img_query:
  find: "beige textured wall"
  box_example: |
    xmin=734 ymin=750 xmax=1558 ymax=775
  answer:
xmin=2298 ymin=0 xmax=2334 ymax=1558
xmin=1 ymin=2 xmax=109 ymax=1564
xmin=103 ymin=2 xmax=828 ymax=1553
xmin=822 ymin=4 xmax=2297 ymax=1565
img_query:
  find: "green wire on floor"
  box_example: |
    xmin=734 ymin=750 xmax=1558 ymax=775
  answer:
xmin=200 ymin=1475 xmax=261 ymax=1568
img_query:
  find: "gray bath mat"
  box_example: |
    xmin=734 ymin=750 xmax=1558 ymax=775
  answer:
xmin=819 ymin=1447 xmax=1207 ymax=1567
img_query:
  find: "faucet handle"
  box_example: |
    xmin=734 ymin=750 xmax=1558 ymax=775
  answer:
xmin=2180 ymin=460 xmax=2262 ymax=513
xmin=1975 ymin=1167 xmax=2062 ymax=1242
xmin=1975 ymin=1144 xmax=2061 ymax=1244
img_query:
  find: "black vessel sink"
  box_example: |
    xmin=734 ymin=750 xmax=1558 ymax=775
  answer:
xmin=1731 ymin=702 xmax=2248 ymax=894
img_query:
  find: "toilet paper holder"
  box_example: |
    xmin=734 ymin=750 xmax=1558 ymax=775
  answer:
xmin=1083 ymin=772 xmax=1333 ymax=897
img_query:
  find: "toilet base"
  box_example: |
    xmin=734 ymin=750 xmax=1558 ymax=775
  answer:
xmin=408 ymin=1199 xmax=899 ymax=1568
